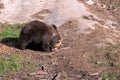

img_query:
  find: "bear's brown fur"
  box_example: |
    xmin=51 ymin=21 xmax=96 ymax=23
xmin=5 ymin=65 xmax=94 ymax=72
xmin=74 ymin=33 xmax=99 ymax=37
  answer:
xmin=18 ymin=20 xmax=62 ymax=52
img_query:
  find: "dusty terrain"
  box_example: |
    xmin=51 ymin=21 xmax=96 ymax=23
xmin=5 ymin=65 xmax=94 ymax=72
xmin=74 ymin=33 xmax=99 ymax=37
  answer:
xmin=0 ymin=0 xmax=120 ymax=80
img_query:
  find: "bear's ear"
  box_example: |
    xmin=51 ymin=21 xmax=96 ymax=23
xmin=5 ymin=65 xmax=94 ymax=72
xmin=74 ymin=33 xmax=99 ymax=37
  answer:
xmin=52 ymin=24 xmax=57 ymax=30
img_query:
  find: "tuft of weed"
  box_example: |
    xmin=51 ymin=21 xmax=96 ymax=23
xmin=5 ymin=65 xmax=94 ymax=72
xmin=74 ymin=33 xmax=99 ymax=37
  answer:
xmin=102 ymin=73 xmax=117 ymax=80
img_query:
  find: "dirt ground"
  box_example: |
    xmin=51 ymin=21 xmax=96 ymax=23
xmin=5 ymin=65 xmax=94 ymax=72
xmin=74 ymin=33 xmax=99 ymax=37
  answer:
xmin=0 ymin=0 xmax=120 ymax=80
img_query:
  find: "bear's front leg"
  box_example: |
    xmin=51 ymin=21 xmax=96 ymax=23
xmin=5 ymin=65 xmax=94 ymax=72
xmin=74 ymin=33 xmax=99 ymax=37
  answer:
xmin=42 ymin=44 xmax=51 ymax=52
xmin=42 ymin=41 xmax=51 ymax=52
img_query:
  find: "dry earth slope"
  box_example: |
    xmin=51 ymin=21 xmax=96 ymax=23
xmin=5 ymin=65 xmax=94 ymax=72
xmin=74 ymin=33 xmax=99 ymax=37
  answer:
xmin=0 ymin=0 xmax=120 ymax=80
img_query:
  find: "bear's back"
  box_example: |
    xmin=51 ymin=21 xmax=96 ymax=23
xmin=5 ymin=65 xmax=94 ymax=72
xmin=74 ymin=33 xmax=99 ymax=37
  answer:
xmin=21 ymin=20 xmax=52 ymax=35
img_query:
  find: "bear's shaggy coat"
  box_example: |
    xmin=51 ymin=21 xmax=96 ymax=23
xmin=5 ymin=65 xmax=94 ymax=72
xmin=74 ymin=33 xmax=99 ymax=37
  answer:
xmin=18 ymin=20 xmax=62 ymax=52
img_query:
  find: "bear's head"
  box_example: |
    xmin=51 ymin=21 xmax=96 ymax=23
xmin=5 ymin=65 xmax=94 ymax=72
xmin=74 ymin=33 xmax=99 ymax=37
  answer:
xmin=50 ymin=24 xmax=62 ymax=51
xmin=50 ymin=35 xmax=62 ymax=51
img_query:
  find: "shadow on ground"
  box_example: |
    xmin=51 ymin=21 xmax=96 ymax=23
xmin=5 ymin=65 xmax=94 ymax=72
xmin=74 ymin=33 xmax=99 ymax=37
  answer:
xmin=1 ymin=37 xmax=46 ymax=52
xmin=1 ymin=37 xmax=18 ymax=48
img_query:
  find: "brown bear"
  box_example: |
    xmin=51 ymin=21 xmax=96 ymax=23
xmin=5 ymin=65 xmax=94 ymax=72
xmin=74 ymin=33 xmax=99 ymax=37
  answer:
xmin=18 ymin=20 xmax=62 ymax=52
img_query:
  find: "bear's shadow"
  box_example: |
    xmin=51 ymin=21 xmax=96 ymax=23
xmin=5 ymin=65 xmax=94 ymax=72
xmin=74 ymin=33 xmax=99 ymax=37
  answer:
xmin=1 ymin=37 xmax=43 ymax=51
xmin=1 ymin=37 xmax=18 ymax=48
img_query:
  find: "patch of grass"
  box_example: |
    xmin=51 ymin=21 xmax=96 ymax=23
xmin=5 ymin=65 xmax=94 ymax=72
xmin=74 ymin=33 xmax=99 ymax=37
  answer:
xmin=102 ymin=73 xmax=117 ymax=80
xmin=17 ymin=24 xmax=25 ymax=29
xmin=0 ymin=54 xmax=34 ymax=76
xmin=0 ymin=24 xmax=24 ymax=39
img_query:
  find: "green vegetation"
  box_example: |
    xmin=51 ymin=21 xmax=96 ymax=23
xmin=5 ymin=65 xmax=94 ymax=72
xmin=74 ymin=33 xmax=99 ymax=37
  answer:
xmin=0 ymin=24 xmax=36 ymax=77
xmin=0 ymin=24 xmax=24 ymax=39
xmin=102 ymin=73 xmax=117 ymax=80
xmin=0 ymin=54 xmax=34 ymax=76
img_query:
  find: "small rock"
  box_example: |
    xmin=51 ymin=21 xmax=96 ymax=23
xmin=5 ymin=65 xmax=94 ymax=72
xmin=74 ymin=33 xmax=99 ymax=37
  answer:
xmin=37 ymin=70 xmax=47 ymax=75
xmin=86 ymin=0 xmax=95 ymax=5
xmin=29 ymin=72 xmax=36 ymax=76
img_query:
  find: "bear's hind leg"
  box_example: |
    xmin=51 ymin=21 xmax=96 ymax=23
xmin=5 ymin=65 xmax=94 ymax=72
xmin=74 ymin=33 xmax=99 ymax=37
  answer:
xmin=19 ymin=41 xmax=28 ymax=50
xmin=18 ymin=34 xmax=32 ymax=50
